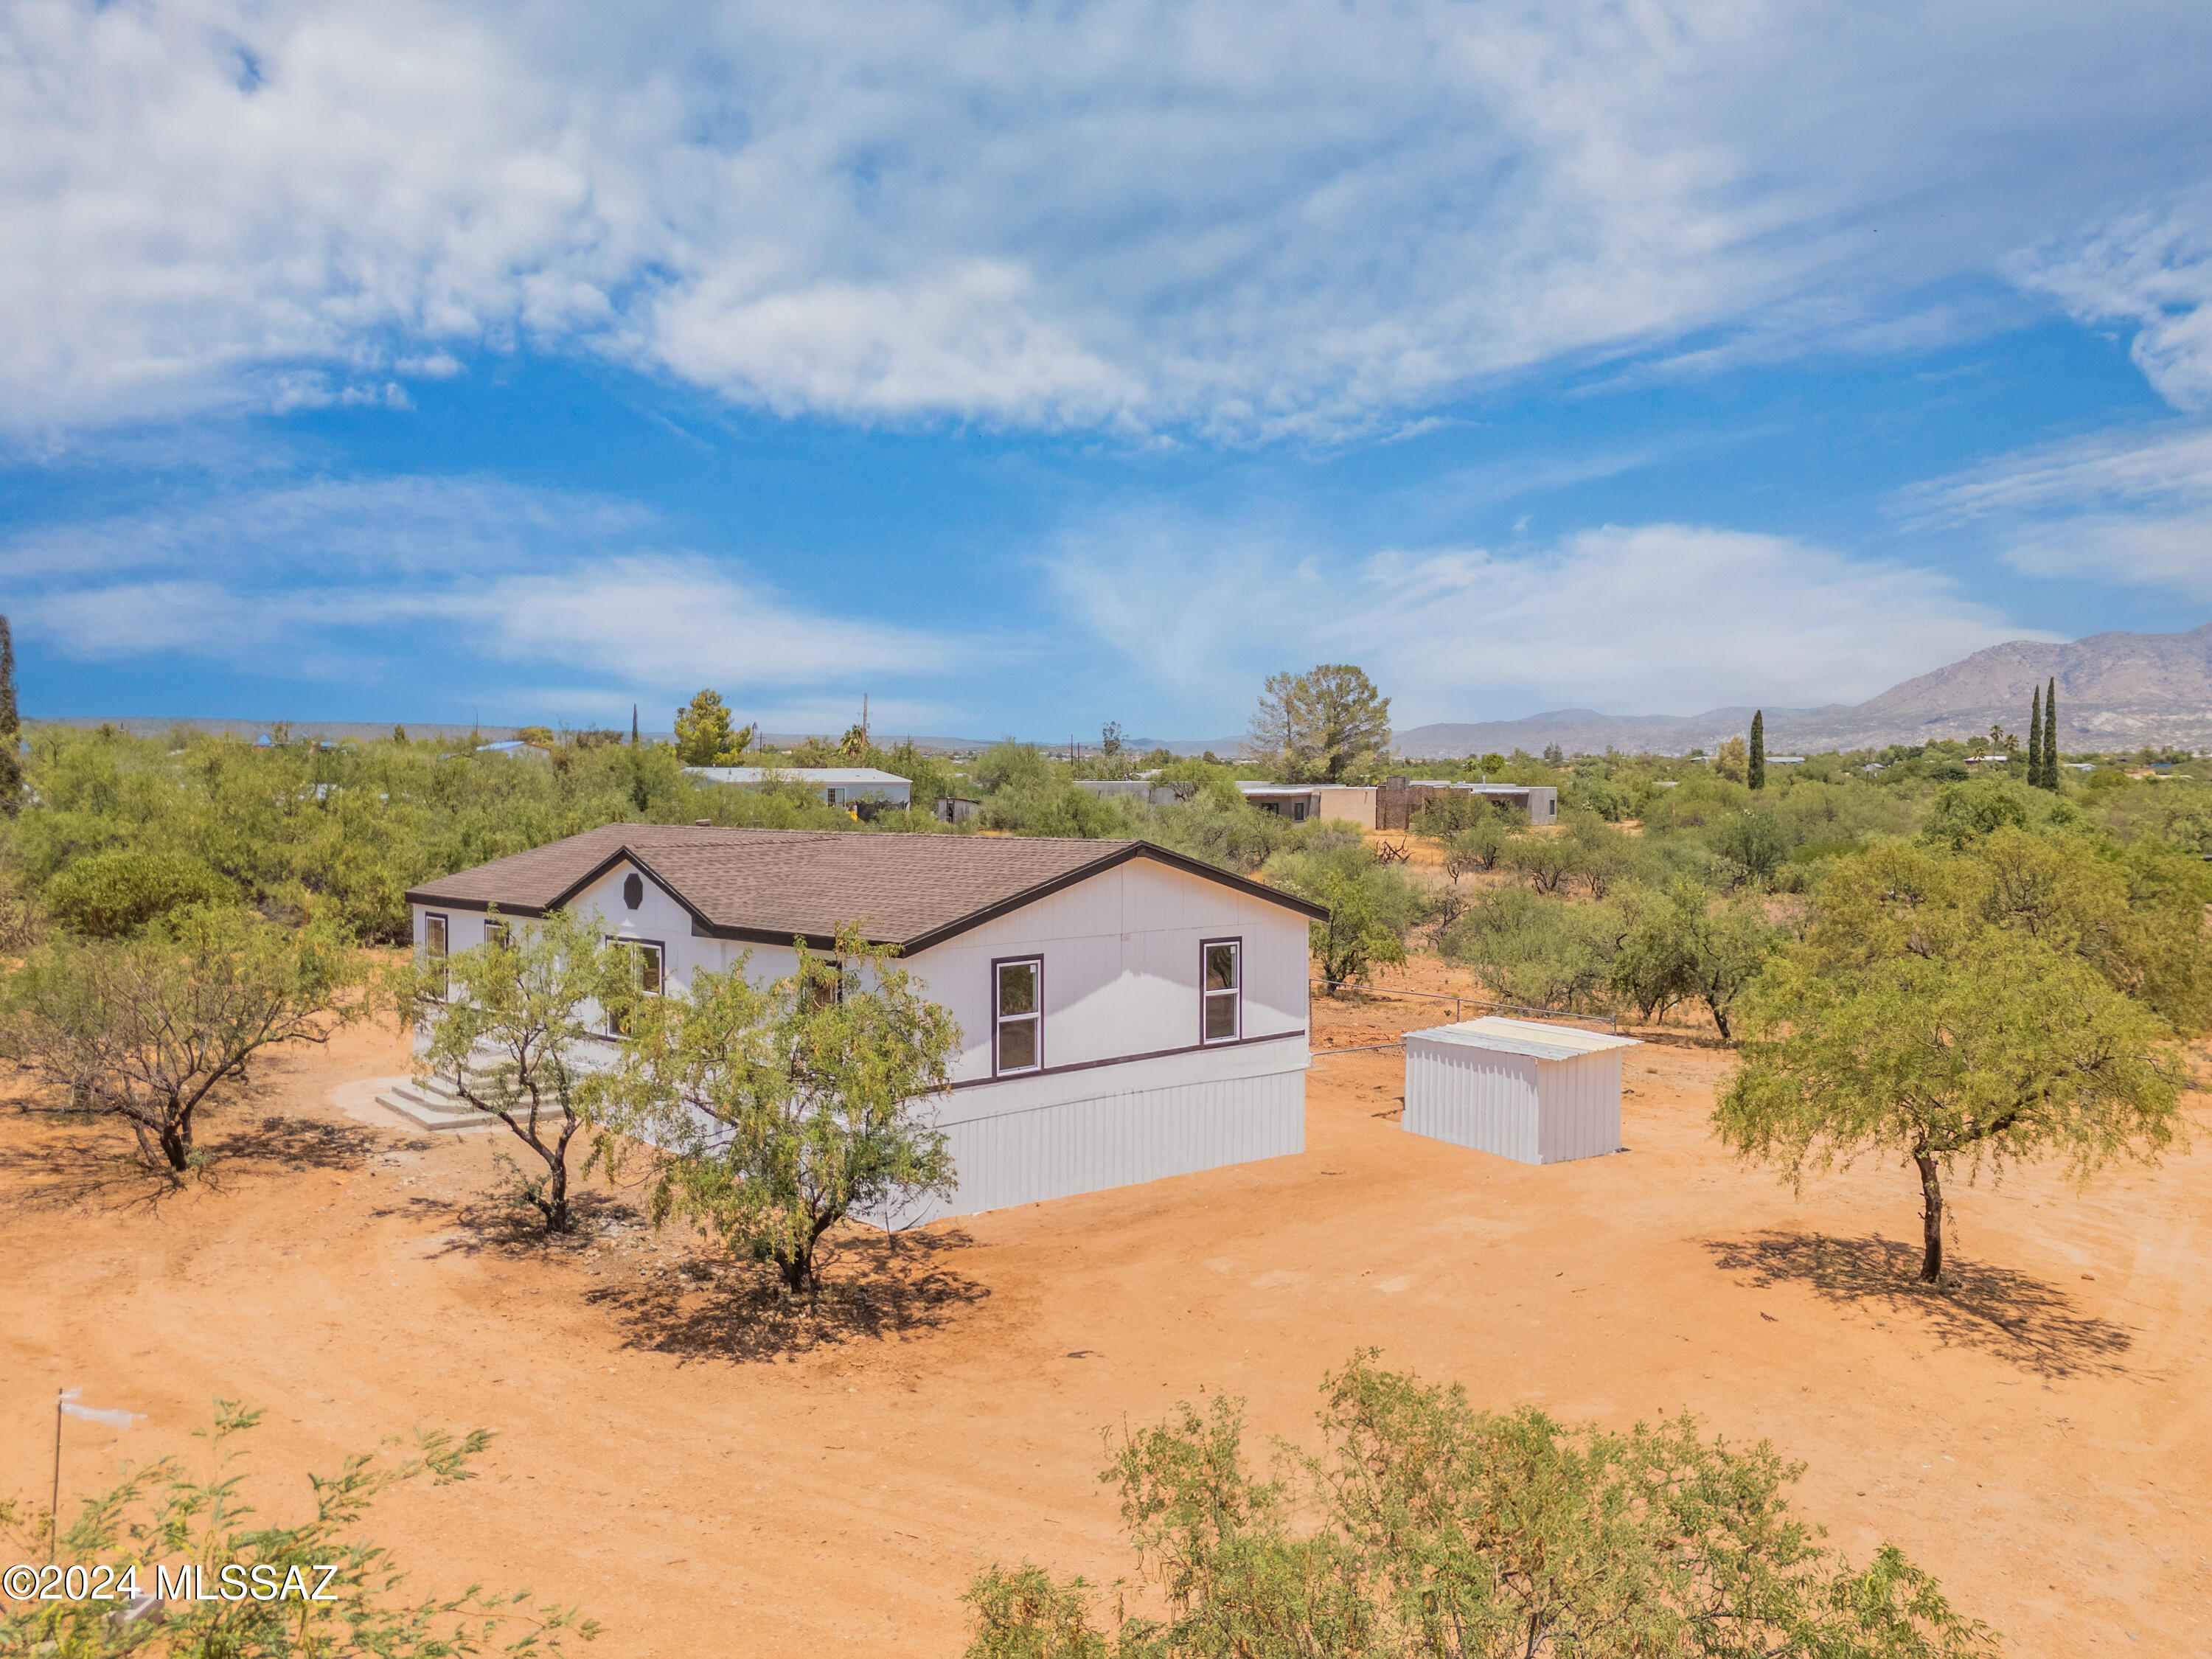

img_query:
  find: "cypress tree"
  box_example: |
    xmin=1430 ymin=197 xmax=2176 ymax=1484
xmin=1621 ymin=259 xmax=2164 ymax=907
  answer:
xmin=2027 ymin=686 xmax=2042 ymax=785
xmin=630 ymin=703 xmax=641 ymax=746
xmin=0 ymin=613 xmax=18 ymax=815
xmin=1747 ymin=709 xmax=1766 ymax=790
xmin=2043 ymin=677 xmax=2059 ymax=788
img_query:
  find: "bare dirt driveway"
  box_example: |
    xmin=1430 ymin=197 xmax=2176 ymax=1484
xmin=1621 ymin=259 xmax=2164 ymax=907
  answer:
xmin=3 ymin=1000 xmax=2206 ymax=1656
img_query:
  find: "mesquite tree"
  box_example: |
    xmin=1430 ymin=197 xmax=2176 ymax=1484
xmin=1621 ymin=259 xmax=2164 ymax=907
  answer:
xmin=603 ymin=927 xmax=959 ymax=1291
xmin=403 ymin=908 xmax=635 ymax=1233
xmin=965 ymin=1354 xmax=1997 ymax=1658
xmin=1717 ymin=928 xmax=2183 ymax=1283
xmin=0 ymin=905 xmax=361 ymax=1172
xmin=0 ymin=1402 xmax=598 ymax=1655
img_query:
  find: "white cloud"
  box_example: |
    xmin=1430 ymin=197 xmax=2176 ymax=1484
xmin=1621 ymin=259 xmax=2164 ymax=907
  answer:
xmin=2014 ymin=196 xmax=2212 ymax=411
xmin=4 ymin=475 xmax=961 ymax=709
xmin=6 ymin=0 xmax=2212 ymax=434
xmin=1898 ymin=422 xmax=2212 ymax=601
xmin=1051 ymin=518 xmax=2041 ymax=722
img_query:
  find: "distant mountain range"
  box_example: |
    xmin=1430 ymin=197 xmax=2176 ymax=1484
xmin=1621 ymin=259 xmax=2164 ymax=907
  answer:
xmin=41 ymin=623 xmax=2211 ymax=762
xmin=1393 ymin=622 xmax=2212 ymax=758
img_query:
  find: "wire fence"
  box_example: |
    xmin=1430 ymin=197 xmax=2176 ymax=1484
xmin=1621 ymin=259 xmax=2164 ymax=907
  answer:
xmin=1301 ymin=982 xmax=1619 ymax=1035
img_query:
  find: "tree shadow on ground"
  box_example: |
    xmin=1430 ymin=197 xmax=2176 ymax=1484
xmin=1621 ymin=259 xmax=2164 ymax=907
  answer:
xmin=428 ymin=1185 xmax=642 ymax=1253
xmin=218 ymin=1115 xmax=404 ymax=1172
xmin=0 ymin=1129 xmax=183 ymax=1213
xmin=1703 ymin=1231 xmax=2135 ymax=1378
xmin=582 ymin=1225 xmax=992 ymax=1364
xmin=0 ymin=1102 xmax=410 ymax=1213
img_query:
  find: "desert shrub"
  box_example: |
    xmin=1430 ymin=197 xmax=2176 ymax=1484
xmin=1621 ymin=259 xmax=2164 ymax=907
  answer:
xmin=1919 ymin=779 xmax=2037 ymax=849
xmin=1636 ymin=773 xmax=1751 ymax=835
xmin=1409 ymin=791 xmax=1500 ymax=837
xmin=44 ymin=849 xmax=237 ymax=938
xmin=1609 ymin=882 xmax=1786 ymax=1037
xmin=972 ymin=740 xmax=1059 ymax=794
xmin=0 ymin=1402 xmax=598 ymax=1656
xmin=1270 ymin=843 xmax=1427 ymax=987
xmin=1560 ymin=775 xmax=1630 ymax=821
xmin=1770 ymin=778 xmax=1917 ymax=847
xmin=964 ymin=1355 xmax=1995 ymax=1659
xmin=1441 ymin=888 xmax=1625 ymax=1014
xmin=1706 ymin=809 xmax=1790 ymax=888
xmin=1128 ymin=795 xmax=1304 ymax=874
xmin=1441 ymin=818 xmax=1509 ymax=879
xmin=981 ymin=781 xmax=1133 ymax=838
xmin=1 ymin=904 xmax=364 ymax=1171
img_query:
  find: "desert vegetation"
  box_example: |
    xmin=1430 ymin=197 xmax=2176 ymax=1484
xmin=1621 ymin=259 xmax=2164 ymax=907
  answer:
xmin=963 ymin=1354 xmax=1995 ymax=1658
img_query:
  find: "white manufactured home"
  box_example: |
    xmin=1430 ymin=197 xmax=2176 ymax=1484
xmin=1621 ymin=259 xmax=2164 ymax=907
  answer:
xmin=1402 ymin=1017 xmax=1640 ymax=1166
xmin=402 ymin=826 xmax=1325 ymax=1219
xmin=681 ymin=765 xmax=913 ymax=807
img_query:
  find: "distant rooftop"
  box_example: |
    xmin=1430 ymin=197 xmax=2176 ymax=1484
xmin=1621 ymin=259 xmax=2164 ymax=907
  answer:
xmin=686 ymin=766 xmax=911 ymax=786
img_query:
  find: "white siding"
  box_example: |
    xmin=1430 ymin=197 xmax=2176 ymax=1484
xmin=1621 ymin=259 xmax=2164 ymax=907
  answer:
xmin=411 ymin=849 xmax=1314 ymax=1215
xmin=1537 ymin=1051 xmax=1624 ymax=1164
xmin=901 ymin=858 xmax=1310 ymax=1087
xmin=897 ymin=1060 xmax=1304 ymax=1222
xmin=1404 ymin=1044 xmax=1541 ymax=1163
xmin=1402 ymin=1039 xmax=1622 ymax=1166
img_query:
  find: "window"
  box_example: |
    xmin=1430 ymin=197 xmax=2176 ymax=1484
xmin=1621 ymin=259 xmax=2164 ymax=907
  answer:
xmin=1292 ymin=801 xmax=1307 ymax=822
xmin=484 ymin=917 xmax=510 ymax=949
xmin=1203 ymin=939 xmax=1241 ymax=1043
xmin=424 ymin=914 xmax=449 ymax=998
xmin=994 ymin=957 xmax=1041 ymax=1075
xmin=605 ymin=939 xmax=664 ymax=1036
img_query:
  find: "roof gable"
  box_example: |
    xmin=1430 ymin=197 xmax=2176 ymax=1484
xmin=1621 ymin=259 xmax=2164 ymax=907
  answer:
xmin=404 ymin=825 xmax=1324 ymax=950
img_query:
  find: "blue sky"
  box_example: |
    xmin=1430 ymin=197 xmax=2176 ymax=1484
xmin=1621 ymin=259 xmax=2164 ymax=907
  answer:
xmin=5 ymin=0 xmax=2212 ymax=741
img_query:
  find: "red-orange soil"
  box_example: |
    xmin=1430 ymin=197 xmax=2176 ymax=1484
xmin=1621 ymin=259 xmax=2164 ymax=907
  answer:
xmin=4 ymin=990 xmax=2206 ymax=1655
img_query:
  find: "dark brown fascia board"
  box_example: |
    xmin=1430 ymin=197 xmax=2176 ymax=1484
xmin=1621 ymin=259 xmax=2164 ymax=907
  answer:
xmin=893 ymin=840 xmax=1327 ymax=954
xmin=406 ymin=835 xmax=1327 ymax=955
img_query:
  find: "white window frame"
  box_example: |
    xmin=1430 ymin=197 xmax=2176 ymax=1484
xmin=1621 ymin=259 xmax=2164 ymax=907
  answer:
xmin=605 ymin=937 xmax=665 ymax=1036
xmin=1201 ymin=937 xmax=1242 ymax=1045
xmin=424 ymin=913 xmax=450 ymax=1000
xmin=993 ymin=956 xmax=1043 ymax=1077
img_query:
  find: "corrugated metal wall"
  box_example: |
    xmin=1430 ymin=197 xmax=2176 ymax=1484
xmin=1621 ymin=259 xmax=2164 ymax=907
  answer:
xmin=1403 ymin=1045 xmax=1540 ymax=1161
xmin=1535 ymin=1050 xmax=1624 ymax=1163
xmin=909 ymin=1068 xmax=1306 ymax=1220
xmin=1403 ymin=1042 xmax=1622 ymax=1165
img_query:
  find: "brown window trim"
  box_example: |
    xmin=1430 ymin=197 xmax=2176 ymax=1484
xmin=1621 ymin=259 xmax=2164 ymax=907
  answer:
xmin=949 ymin=1026 xmax=1304 ymax=1091
xmin=603 ymin=935 xmax=668 ymax=1036
xmin=992 ymin=953 xmax=1043 ymax=1078
xmin=1200 ymin=935 xmax=1242 ymax=1046
xmin=424 ymin=912 xmax=451 ymax=1000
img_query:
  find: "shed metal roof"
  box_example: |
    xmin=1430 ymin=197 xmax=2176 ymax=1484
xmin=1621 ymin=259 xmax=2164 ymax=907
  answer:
xmin=1405 ymin=1015 xmax=1641 ymax=1062
xmin=405 ymin=824 xmax=1325 ymax=951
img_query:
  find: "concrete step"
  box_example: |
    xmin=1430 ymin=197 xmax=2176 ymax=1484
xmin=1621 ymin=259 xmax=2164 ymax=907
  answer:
xmin=375 ymin=1076 xmax=508 ymax=1133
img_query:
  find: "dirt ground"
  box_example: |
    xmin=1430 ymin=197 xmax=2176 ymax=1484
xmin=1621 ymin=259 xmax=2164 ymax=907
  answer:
xmin=4 ymin=982 xmax=2208 ymax=1657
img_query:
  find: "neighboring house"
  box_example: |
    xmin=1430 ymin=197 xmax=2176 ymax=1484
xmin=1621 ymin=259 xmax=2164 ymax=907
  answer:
xmin=1075 ymin=779 xmax=1189 ymax=807
xmin=1765 ymin=755 xmax=1806 ymax=765
xmin=475 ymin=739 xmax=552 ymax=761
xmin=1235 ymin=782 xmax=1378 ymax=826
xmin=1375 ymin=779 xmax=1559 ymax=830
xmin=684 ymin=765 xmax=913 ymax=808
xmin=402 ymin=825 xmax=1325 ymax=1219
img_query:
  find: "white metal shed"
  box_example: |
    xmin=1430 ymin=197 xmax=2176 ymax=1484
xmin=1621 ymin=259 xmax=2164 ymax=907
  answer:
xmin=1402 ymin=1017 xmax=1641 ymax=1166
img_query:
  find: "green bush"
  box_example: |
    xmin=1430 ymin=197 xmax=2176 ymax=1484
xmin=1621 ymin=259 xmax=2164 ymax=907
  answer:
xmin=1268 ymin=843 xmax=1427 ymax=987
xmin=1441 ymin=888 xmax=1627 ymax=1014
xmin=964 ymin=1356 xmax=1996 ymax=1659
xmin=45 ymin=849 xmax=237 ymax=937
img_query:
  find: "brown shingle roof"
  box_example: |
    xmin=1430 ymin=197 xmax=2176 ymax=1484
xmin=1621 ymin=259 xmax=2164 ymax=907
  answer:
xmin=404 ymin=825 xmax=1324 ymax=950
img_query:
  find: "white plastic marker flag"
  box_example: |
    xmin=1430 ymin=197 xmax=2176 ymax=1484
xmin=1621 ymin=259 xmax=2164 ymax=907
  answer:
xmin=58 ymin=1389 xmax=143 ymax=1430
